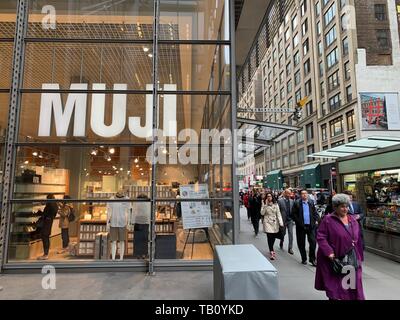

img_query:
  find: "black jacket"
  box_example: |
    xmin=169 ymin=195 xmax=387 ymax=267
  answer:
xmin=249 ymin=195 xmax=262 ymax=218
xmin=41 ymin=202 xmax=58 ymax=236
xmin=292 ymin=199 xmax=320 ymax=229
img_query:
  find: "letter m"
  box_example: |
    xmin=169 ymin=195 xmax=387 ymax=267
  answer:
xmin=38 ymin=84 xmax=88 ymax=137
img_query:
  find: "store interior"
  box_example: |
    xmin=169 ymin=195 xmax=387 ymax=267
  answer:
xmin=1 ymin=1 xmax=234 ymax=263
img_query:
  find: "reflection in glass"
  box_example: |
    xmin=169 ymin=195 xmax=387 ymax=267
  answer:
xmin=158 ymin=44 xmax=230 ymax=91
xmin=28 ymin=0 xmax=154 ymax=40
xmin=160 ymin=0 xmax=229 ymax=40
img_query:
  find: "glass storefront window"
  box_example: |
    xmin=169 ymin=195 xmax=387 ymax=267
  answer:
xmin=159 ymin=0 xmax=230 ymax=41
xmin=343 ymin=169 xmax=400 ymax=235
xmin=23 ymin=43 xmax=154 ymax=90
xmin=158 ymin=44 xmax=230 ymax=92
xmin=3 ymin=0 xmax=234 ymax=268
xmin=28 ymin=0 xmax=154 ymax=40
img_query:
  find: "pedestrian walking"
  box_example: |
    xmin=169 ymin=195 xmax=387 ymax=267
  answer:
xmin=261 ymin=192 xmax=284 ymax=260
xmin=243 ymin=192 xmax=250 ymax=221
xmin=57 ymin=195 xmax=73 ymax=254
xmin=278 ymin=189 xmax=295 ymax=254
xmin=315 ymin=194 xmax=365 ymax=300
xmin=292 ymin=190 xmax=320 ymax=266
xmin=249 ymin=189 xmax=262 ymax=237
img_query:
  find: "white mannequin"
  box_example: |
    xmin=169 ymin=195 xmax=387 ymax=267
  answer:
xmin=106 ymin=190 xmax=131 ymax=261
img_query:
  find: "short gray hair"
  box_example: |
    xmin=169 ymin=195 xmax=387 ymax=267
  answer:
xmin=332 ymin=194 xmax=351 ymax=209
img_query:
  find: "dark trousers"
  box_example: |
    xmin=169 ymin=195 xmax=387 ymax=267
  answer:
xmin=267 ymin=233 xmax=276 ymax=252
xmin=41 ymin=235 xmax=50 ymax=255
xmin=246 ymin=207 xmax=251 ymax=220
xmin=134 ymin=224 xmax=149 ymax=257
xmin=251 ymin=216 xmax=260 ymax=235
xmin=62 ymin=228 xmax=69 ymax=249
xmin=296 ymin=225 xmax=316 ymax=262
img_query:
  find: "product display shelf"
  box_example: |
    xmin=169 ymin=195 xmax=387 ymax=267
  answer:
xmin=77 ymin=220 xmax=134 ymax=257
xmin=10 ymin=182 xmax=67 ymax=260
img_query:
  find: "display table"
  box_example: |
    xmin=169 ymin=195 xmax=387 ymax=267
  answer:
xmin=214 ymin=244 xmax=279 ymax=300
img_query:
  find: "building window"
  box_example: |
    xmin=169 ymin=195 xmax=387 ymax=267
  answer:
xmin=294 ymin=51 xmax=300 ymax=66
xmin=306 ymin=101 xmax=314 ymax=115
xmin=286 ymin=45 xmax=291 ymax=59
xmin=293 ymin=33 xmax=300 ymax=47
xmin=330 ymin=117 xmax=344 ymax=137
xmin=331 ymin=140 xmax=345 ymax=148
xmin=327 ymin=48 xmax=339 ymax=69
xmin=327 ymin=71 xmax=340 ymax=91
xmin=295 ymin=70 xmax=301 ymax=86
xmin=324 ymin=3 xmax=336 ymax=26
xmin=276 ymin=158 xmax=281 ymax=169
xmin=344 ymin=61 xmax=351 ymax=80
xmin=316 ymin=2 xmax=321 ymax=16
xmin=301 ymin=1 xmax=307 ymax=17
xmin=297 ymin=129 xmax=304 ymax=143
xmin=377 ymin=29 xmax=390 ymax=48
xmin=304 ymin=59 xmax=311 ymax=75
xmin=318 ymin=41 xmax=323 ymax=56
xmin=321 ymin=82 xmax=325 ymax=97
xmin=306 ymin=123 xmax=314 ymax=140
xmin=305 ymin=80 xmax=312 ymax=97
xmin=302 ymin=19 xmax=308 ymax=37
xmin=290 ymin=152 xmax=296 ymax=165
xmin=307 ymin=145 xmax=315 ymax=159
xmin=342 ymin=37 xmax=349 ymax=56
xmin=321 ymin=124 xmax=328 ymax=141
xmin=298 ymin=148 xmax=305 ymax=163
xmin=346 ymin=85 xmax=353 ymax=102
xmin=287 ymin=80 xmax=293 ymax=94
xmin=329 ymin=93 xmax=341 ymax=111
xmin=319 ymin=62 xmax=324 ymax=77
xmin=292 ymin=15 xmax=299 ymax=30
xmin=286 ymin=62 xmax=292 ymax=76
xmin=317 ymin=21 xmax=322 ymax=36
xmin=348 ymin=136 xmax=356 ymax=142
xmin=346 ymin=110 xmax=355 ymax=131
xmin=303 ymin=39 xmax=309 ymax=56
xmin=295 ymin=89 xmax=302 ymax=102
xmin=375 ymin=4 xmax=387 ymax=21
xmin=325 ymin=26 xmax=337 ymax=47
xmin=289 ymin=134 xmax=295 ymax=147
xmin=283 ymin=155 xmax=289 ymax=168
xmin=285 ymin=28 xmax=291 ymax=42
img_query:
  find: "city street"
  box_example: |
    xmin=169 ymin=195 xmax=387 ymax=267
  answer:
xmin=0 ymin=207 xmax=399 ymax=300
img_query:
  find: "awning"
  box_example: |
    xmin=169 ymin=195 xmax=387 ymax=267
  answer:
xmin=265 ymin=170 xmax=283 ymax=189
xmin=309 ymin=136 xmax=400 ymax=159
xmin=300 ymin=164 xmax=321 ymax=189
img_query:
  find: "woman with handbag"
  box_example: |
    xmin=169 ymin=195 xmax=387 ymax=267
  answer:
xmin=315 ymin=194 xmax=365 ymax=300
xmin=261 ymin=192 xmax=284 ymax=260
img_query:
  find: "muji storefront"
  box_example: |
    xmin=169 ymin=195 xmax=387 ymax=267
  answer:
xmin=0 ymin=0 xmax=238 ymax=273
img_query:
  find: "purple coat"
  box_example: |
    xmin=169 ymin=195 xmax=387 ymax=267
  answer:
xmin=315 ymin=214 xmax=365 ymax=300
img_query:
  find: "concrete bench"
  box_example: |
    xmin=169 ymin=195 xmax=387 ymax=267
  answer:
xmin=214 ymin=244 xmax=279 ymax=300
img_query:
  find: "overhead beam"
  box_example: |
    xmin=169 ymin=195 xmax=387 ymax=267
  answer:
xmin=237 ymin=117 xmax=300 ymax=131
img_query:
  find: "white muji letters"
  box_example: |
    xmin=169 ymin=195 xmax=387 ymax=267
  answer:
xmin=38 ymin=83 xmax=177 ymax=138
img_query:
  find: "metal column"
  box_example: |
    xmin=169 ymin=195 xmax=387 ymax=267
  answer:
xmin=229 ymin=0 xmax=240 ymax=245
xmin=0 ymin=0 xmax=28 ymax=272
xmin=148 ymin=0 xmax=160 ymax=275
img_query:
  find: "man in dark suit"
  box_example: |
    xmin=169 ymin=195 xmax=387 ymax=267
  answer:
xmin=344 ymin=190 xmax=365 ymax=248
xmin=292 ymin=189 xmax=320 ymax=266
xmin=278 ymin=189 xmax=295 ymax=254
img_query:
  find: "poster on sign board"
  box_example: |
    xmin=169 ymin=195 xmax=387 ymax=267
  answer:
xmin=179 ymin=184 xmax=212 ymax=230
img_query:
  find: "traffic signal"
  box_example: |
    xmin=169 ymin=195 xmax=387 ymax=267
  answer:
xmin=293 ymin=97 xmax=308 ymax=120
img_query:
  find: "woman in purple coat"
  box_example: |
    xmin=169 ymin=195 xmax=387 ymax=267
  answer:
xmin=315 ymin=194 xmax=365 ymax=300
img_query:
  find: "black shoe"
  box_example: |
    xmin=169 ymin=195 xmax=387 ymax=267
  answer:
xmin=301 ymin=260 xmax=307 ymax=265
xmin=288 ymin=249 xmax=294 ymax=255
xmin=310 ymin=260 xmax=317 ymax=267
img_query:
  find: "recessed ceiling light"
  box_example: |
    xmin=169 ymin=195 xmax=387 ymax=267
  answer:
xmin=32 ymin=151 xmax=38 ymax=157
xmin=24 ymin=160 xmax=29 ymax=164
xmin=143 ymin=47 xmax=149 ymax=52
xmin=148 ymin=53 xmax=153 ymax=58
xmin=109 ymin=147 xmax=115 ymax=154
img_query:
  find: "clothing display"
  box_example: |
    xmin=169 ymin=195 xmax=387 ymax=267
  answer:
xmin=110 ymin=227 xmax=126 ymax=242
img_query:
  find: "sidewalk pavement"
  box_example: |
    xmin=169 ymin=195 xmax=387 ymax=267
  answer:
xmin=0 ymin=206 xmax=399 ymax=300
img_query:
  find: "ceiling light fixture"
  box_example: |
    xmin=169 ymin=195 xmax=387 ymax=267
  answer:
xmin=32 ymin=151 xmax=38 ymax=157
xmin=108 ymin=147 xmax=115 ymax=154
xmin=143 ymin=47 xmax=149 ymax=52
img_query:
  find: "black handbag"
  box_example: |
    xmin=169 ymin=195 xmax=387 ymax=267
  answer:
xmin=331 ymin=222 xmax=360 ymax=275
xmin=36 ymin=215 xmax=44 ymax=230
xmin=68 ymin=207 xmax=76 ymax=222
